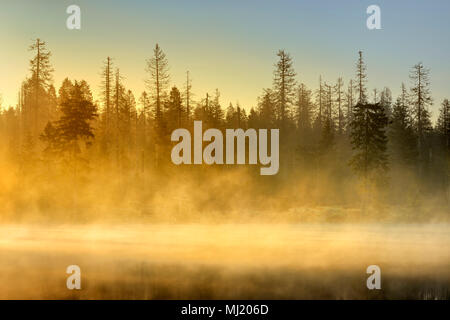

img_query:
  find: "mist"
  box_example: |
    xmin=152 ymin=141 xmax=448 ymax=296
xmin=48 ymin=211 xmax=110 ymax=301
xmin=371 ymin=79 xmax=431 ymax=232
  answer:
xmin=0 ymin=38 xmax=449 ymax=299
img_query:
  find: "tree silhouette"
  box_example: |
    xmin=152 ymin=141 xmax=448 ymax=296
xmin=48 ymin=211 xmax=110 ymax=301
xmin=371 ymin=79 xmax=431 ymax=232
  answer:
xmin=166 ymin=86 xmax=184 ymax=131
xmin=345 ymin=79 xmax=355 ymax=131
xmin=410 ymin=62 xmax=433 ymax=170
xmin=24 ymin=39 xmax=54 ymax=137
xmin=349 ymin=102 xmax=388 ymax=179
xmin=273 ymin=50 xmax=296 ymax=129
xmin=296 ymin=83 xmax=313 ymax=134
xmin=335 ymin=77 xmax=344 ymax=134
xmin=436 ymin=99 xmax=450 ymax=151
xmin=356 ymin=51 xmax=368 ymax=104
xmin=257 ymin=89 xmax=276 ymax=129
xmin=42 ymin=81 xmax=98 ymax=157
xmin=389 ymin=93 xmax=417 ymax=167
xmin=100 ymin=57 xmax=114 ymax=134
xmin=146 ymin=44 xmax=170 ymax=137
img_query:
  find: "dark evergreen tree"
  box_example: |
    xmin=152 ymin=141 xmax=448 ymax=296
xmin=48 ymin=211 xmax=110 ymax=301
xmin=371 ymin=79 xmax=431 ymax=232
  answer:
xmin=436 ymin=99 xmax=450 ymax=151
xmin=146 ymin=44 xmax=170 ymax=137
xmin=356 ymin=51 xmax=368 ymax=104
xmin=349 ymin=102 xmax=389 ymax=179
xmin=100 ymin=57 xmax=114 ymax=134
xmin=314 ymin=76 xmax=324 ymax=130
xmin=296 ymin=83 xmax=313 ymax=134
xmin=345 ymin=79 xmax=355 ymax=132
xmin=257 ymin=89 xmax=276 ymax=128
xmin=20 ymin=39 xmax=55 ymax=139
xmin=41 ymin=81 xmax=97 ymax=157
xmin=247 ymin=108 xmax=259 ymax=129
xmin=389 ymin=96 xmax=417 ymax=166
xmin=184 ymin=71 xmax=193 ymax=123
xmin=435 ymin=99 xmax=450 ymax=201
xmin=379 ymin=87 xmax=392 ymax=120
xmin=335 ymin=77 xmax=345 ymax=134
xmin=166 ymin=86 xmax=184 ymax=131
xmin=210 ymin=89 xmax=224 ymax=129
xmin=410 ymin=62 xmax=433 ymax=169
xmin=273 ymin=50 xmax=296 ymax=129
xmin=320 ymin=82 xmax=335 ymax=152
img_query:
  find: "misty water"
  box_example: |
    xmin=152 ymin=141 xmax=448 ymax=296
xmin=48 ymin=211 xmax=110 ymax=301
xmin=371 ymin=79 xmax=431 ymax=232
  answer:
xmin=0 ymin=223 xmax=449 ymax=299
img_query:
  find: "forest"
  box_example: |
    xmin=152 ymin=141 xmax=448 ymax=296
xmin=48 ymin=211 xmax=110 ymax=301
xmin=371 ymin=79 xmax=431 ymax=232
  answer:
xmin=0 ymin=39 xmax=449 ymax=223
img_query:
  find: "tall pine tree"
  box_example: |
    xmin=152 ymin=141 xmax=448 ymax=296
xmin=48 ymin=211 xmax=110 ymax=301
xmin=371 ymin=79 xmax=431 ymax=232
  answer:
xmin=349 ymin=102 xmax=389 ymax=180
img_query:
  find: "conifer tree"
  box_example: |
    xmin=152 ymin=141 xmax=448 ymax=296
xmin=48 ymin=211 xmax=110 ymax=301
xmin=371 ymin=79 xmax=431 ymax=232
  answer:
xmin=410 ymin=62 xmax=433 ymax=166
xmin=184 ymin=71 xmax=193 ymax=123
xmin=42 ymin=81 xmax=97 ymax=157
xmin=436 ymin=99 xmax=450 ymax=152
xmin=146 ymin=44 xmax=170 ymax=136
xmin=356 ymin=51 xmax=368 ymax=104
xmin=257 ymin=89 xmax=276 ymax=128
xmin=139 ymin=91 xmax=151 ymax=136
xmin=166 ymin=86 xmax=184 ymax=131
xmin=335 ymin=77 xmax=344 ymax=134
xmin=296 ymin=83 xmax=313 ymax=134
xmin=349 ymin=102 xmax=389 ymax=180
xmin=225 ymin=102 xmax=236 ymax=128
xmin=389 ymin=94 xmax=417 ymax=166
xmin=273 ymin=50 xmax=296 ymax=129
xmin=314 ymin=76 xmax=324 ymax=129
xmin=436 ymin=99 xmax=450 ymax=202
xmin=27 ymin=39 xmax=54 ymax=136
xmin=120 ymin=89 xmax=136 ymax=150
xmin=320 ymin=83 xmax=335 ymax=152
xmin=210 ymin=89 xmax=224 ymax=129
xmin=345 ymin=79 xmax=355 ymax=131
xmin=247 ymin=108 xmax=259 ymax=129
xmin=379 ymin=87 xmax=392 ymax=120
xmin=100 ymin=57 xmax=113 ymax=132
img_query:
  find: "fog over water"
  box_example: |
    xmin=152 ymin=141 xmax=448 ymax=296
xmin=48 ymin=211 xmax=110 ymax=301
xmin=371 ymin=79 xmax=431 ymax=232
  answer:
xmin=1 ymin=223 xmax=448 ymax=299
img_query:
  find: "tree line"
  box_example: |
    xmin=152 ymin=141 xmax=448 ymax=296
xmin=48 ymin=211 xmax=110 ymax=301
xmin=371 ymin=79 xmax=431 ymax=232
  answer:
xmin=0 ymin=39 xmax=449 ymax=205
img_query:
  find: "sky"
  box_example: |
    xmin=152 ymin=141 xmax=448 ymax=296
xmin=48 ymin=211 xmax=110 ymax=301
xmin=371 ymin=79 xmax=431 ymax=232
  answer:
xmin=1 ymin=0 xmax=449 ymax=121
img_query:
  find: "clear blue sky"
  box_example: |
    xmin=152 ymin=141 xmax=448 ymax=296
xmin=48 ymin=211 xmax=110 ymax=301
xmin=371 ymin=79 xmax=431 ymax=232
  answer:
xmin=1 ymin=0 xmax=449 ymax=120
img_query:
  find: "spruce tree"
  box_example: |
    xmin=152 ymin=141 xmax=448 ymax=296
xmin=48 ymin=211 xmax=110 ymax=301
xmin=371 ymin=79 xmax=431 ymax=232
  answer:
xmin=335 ymin=77 xmax=344 ymax=134
xmin=320 ymin=82 xmax=335 ymax=152
xmin=57 ymin=81 xmax=97 ymax=149
xmin=356 ymin=51 xmax=368 ymax=104
xmin=436 ymin=99 xmax=450 ymax=201
xmin=349 ymin=102 xmax=389 ymax=179
xmin=146 ymin=44 xmax=170 ymax=136
xmin=436 ymin=99 xmax=450 ymax=152
xmin=210 ymin=89 xmax=224 ymax=129
xmin=257 ymin=89 xmax=276 ymax=128
xmin=379 ymin=87 xmax=392 ymax=120
xmin=100 ymin=57 xmax=113 ymax=133
xmin=389 ymin=95 xmax=417 ymax=166
xmin=296 ymin=83 xmax=313 ymax=134
xmin=273 ymin=50 xmax=296 ymax=129
xmin=314 ymin=75 xmax=324 ymax=130
xmin=26 ymin=39 xmax=54 ymax=137
xmin=345 ymin=79 xmax=355 ymax=132
xmin=410 ymin=62 xmax=433 ymax=168
xmin=166 ymin=86 xmax=184 ymax=131
xmin=42 ymin=81 xmax=97 ymax=157
xmin=184 ymin=71 xmax=193 ymax=123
